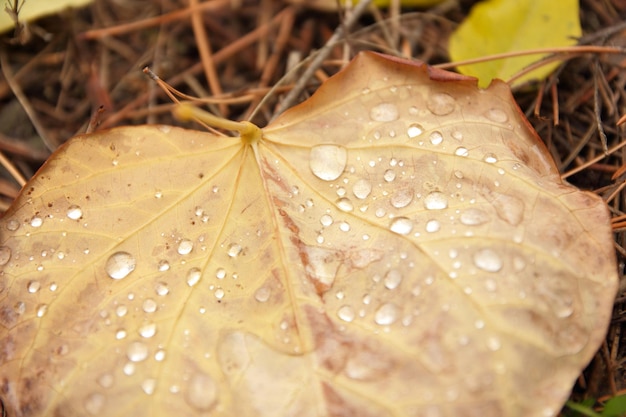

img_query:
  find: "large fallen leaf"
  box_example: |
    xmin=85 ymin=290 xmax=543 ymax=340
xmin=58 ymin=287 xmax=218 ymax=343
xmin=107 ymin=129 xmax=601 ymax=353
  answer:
xmin=0 ymin=0 xmax=93 ymax=33
xmin=448 ymin=0 xmax=581 ymax=87
xmin=0 ymin=52 xmax=617 ymax=417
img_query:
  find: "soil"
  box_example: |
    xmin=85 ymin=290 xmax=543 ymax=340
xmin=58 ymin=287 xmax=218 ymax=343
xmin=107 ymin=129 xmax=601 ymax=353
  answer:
xmin=0 ymin=0 xmax=625 ymax=414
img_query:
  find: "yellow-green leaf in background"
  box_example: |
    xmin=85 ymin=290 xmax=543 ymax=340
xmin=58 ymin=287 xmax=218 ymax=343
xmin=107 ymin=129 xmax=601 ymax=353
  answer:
xmin=0 ymin=0 xmax=93 ymax=34
xmin=448 ymin=0 xmax=581 ymax=87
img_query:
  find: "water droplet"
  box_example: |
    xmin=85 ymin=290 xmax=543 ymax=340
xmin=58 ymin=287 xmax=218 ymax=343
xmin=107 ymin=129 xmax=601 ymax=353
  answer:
xmin=339 ymin=221 xmax=350 ymax=232
xmin=27 ymin=280 xmax=40 ymax=293
xmin=374 ymin=302 xmax=398 ymax=325
xmin=105 ymin=252 xmax=136 ymax=280
xmin=216 ymin=268 xmax=226 ymax=279
xmin=455 ymin=147 xmax=469 ymax=157
xmin=227 ymin=243 xmax=242 ymax=257
xmin=0 ymin=246 xmax=10 ymax=266
xmin=424 ymin=191 xmax=448 ymax=210
xmin=389 ymin=217 xmax=413 ymax=235
xmin=184 ymin=267 xmax=201 ymax=286
xmin=155 ymin=349 xmax=166 ymax=361
xmin=127 ymin=341 xmax=148 ymax=362
xmin=427 ymin=92 xmax=455 ymax=115
xmin=139 ymin=322 xmax=157 ymax=338
xmin=84 ymin=392 xmax=106 ymax=415
xmin=425 ymin=219 xmax=441 ymax=233
xmin=154 ymin=282 xmax=169 ymax=296
xmin=485 ymin=108 xmax=508 ymax=123
xmin=390 ymin=188 xmax=413 ymax=208
xmin=142 ymin=299 xmax=157 ymax=313
xmin=451 ymin=130 xmax=463 ymax=141
xmin=116 ymin=329 xmax=127 ymax=340
xmin=336 ymin=197 xmax=354 ymax=212
xmin=30 ymin=216 xmax=43 ymax=227
xmin=123 ymin=362 xmax=135 ymax=376
xmin=384 ymin=269 xmax=402 ymax=289
xmin=142 ymin=378 xmax=156 ymax=395
xmin=407 ymin=123 xmax=424 ymax=138
xmin=380 ymin=170 xmax=397 ymax=185
xmin=473 ymin=249 xmax=503 ymax=272
xmin=337 ymin=305 xmax=356 ymax=322
xmin=460 ymin=208 xmax=490 ymax=226
xmin=97 ymin=373 xmax=114 ymax=388
xmin=352 ymin=179 xmax=372 ymax=199
xmin=177 ymin=239 xmax=193 ymax=255
xmin=320 ymin=214 xmax=333 ymax=227
xmin=66 ymin=205 xmax=83 ymax=220
xmin=158 ymin=260 xmax=170 ymax=271
xmin=483 ymin=153 xmax=498 ymax=163
xmin=310 ymin=145 xmax=347 ymax=181
xmin=214 ymin=288 xmax=225 ymax=299
xmin=185 ymin=372 xmax=218 ymax=411
xmin=254 ymin=287 xmax=271 ymax=302
xmin=6 ymin=219 xmax=20 ymax=231
xmin=429 ymin=131 xmax=443 ymax=145
xmin=370 ymin=102 xmax=399 ymax=122
xmin=486 ymin=336 xmax=501 ymax=351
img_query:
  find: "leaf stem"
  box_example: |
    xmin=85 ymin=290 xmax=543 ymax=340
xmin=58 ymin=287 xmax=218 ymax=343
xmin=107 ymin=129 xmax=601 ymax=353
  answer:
xmin=174 ymin=103 xmax=262 ymax=144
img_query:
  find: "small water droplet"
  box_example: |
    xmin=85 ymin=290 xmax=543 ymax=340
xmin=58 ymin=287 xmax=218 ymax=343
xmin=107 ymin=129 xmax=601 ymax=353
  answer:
xmin=157 ymin=260 xmax=170 ymax=272
xmin=97 ymin=373 xmax=114 ymax=389
xmin=320 ymin=214 xmax=333 ymax=227
xmin=455 ymin=147 xmax=469 ymax=157
xmin=451 ymin=130 xmax=463 ymax=141
xmin=123 ymin=362 xmax=135 ymax=376
xmin=425 ymin=219 xmax=441 ymax=233
xmin=139 ymin=322 xmax=157 ymax=338
xmin=487 ymin=336 xmax=501 ymax=351
xmin=424 ymin=191 xmax=448 ymax=210
xmin=407 ymin=123 xmax=424 ymax=138
xmin=142 ymin=299 xmax=157 ymax=313
xmin=337 ymin=305 xmax=356 ymax=322
xmin=389 ymin=217 xmax=413 ymax=235
xmin=27 ymin=280 xmax=40 ymax=293
xmin=185 ymin=267 xmax=201 ymax=287
xmin=352 ymin=179 xmax=372 ymax=199
xmin=155 ymin=282 xmax=169 ymax=296
xmin=36 ymin=304 xmax=47 ymax=317
xmin=254 ymin=287 xmax=271 ymax=302
xmin=127 ymin=341 xmax=148 ymax=362
xmin=155 ymin=349 xmax=166 ymax=361
xmin=390 ymin=188 xmax=413 ymax=208
xmin=0 ymin=246 xmax=11 ymax=265
xmin=336 ymin=197 xmax=354 ymax=212
xmin=84 ymin=392 xmax=106 ymax=415
xmin=215 ymin=268 xmax=226 ymax=279
xmin=105 ymin=252 xmax=136 ymax=280
xmin=116 ymin=329 xmax=127 ymax=340
xmin=429 ymin=131 xmax=443 ymax=145
xmin=374 ymin=302 xmax=398 ymax=325
xmin=383 ymin=169 xmax=396 ymax=182
xmin=142 ymin=378 xmax=156 ymax=395
xmin=66 ymin=205 xmax=83 ymax=220
xmin=214 ymin=288 xmax=225 ymax=299
xmin=310 ymin=145 xmax=347 ymax=181
xmin=485 ymin=108 xmax=508 ymax=123
xmin=370 ymin=102 xmax=399 ymax=122
xmin=384 ymin=269 xmax=402 ymax=289
xmin=483 ymin=153 xmax=498 ymax=163
xmin=427 ymin=92 xmax=455 ymax=115
xmin=177 ymin=239 xmax=193 ymax=255
xmin=473 ymin=249 xmax=503 ymax=272
xmin=185 ymin=372 xmax=218 ymax=411
xmin=339 ymin=221 xmax=350 ymax=232
xmin=227 ymin=243 xmax=242 ymax=257
xmin=460 ymin=208 xmax=490 ymax=226
xmin=30 ymin=216 xmax=43 ymax=227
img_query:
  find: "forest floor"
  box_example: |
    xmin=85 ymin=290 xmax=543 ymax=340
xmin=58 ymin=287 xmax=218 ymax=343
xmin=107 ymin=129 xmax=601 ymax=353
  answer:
xmin=0 ymin=0 xmax=625 ymax=415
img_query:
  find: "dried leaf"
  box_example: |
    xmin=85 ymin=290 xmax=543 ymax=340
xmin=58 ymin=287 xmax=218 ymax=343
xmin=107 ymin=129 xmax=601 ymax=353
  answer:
xmin=0 ymin=52 xmax=617 ymax=417
xmin=0 ymin=0 xmax=93 ymax=34
xmin=448 ymin=0 xmax=582 ymax=87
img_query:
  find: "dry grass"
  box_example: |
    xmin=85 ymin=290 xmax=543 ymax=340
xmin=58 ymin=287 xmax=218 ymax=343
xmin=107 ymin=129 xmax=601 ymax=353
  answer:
xmin=0 ymin=0 xmax=625 ymax=413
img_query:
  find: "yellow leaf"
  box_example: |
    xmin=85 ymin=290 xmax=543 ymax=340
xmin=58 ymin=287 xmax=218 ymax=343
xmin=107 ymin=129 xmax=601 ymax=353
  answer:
xmin=0 ymin=0 xmax=93 ymax=33
xmin=0 ymin=52 xmax=616 ymax=417
xmin=448 ymin=0 xmax=582 ymax=87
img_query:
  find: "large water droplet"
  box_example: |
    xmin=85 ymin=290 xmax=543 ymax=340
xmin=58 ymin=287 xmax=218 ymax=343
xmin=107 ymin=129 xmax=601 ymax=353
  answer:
xmin=0 ymin=246 xmax=12 ymax=266
xmin=186 ymin=268 xmax=201 ymax=287
xmin=142 ymin=299 xmax=157 ymax=313
xmin=27 ymin=280 xmax=41 ymax=293
xmin=384 ymin=269 xmax=402 ymax=290
xmin=383 ymin=169 xmax=396 ymax=182
xmin=177 ymin=239 xmax=193 ymax=255
xmin=374 ymin=303 xmax=398 ymax=325
xmin=139 ymin=322 xmax=157 ymax=338
xmin=390 ymin=188 xmax=413 ymax=208
xmin=185 ymin=372 xmax=218 ymax=411
xmin=352 ymin=179 xmax=372 ymax=199
xmin=337 ymin=305 xmax=356 ymax=322
xmin=425 ymin=219 xmax=441 ymax=233
xmin=407 ymin=123 xmax=424 ymax=138
xmin=336 ymin=197 xmax=354 ymax=212
xmin=389 ymin=217 xmax=413 ymax=235
xmin=473 ymin=249 xmax=503 ymax=272
xmin=424 ymin=191 xmax=448 ymax=210
xmin=483 ymin=153 xmax=498 ymax=163
xmin=127 ymin=341 xmax=149 ymax=362
xmin=30 ymin=216 xmax=43 ymax=227
xmin=460 ymin=208 xmax=490 ymax=226
xmin=429 ymin=131 xmax=443 ymax=145
xmin=227 ymin=243 xmax=242 ymax=257
xmin=455 ymin=147 xmax=469 ymax=157
xmin=427 ymin=92 xmax=455 ymax=115
xmin=66 ymin=205 xmax=83 ymax=220
xmin=370 ymin=102 xmax=399 ymax=122
xmin=105 ymin=252 xmax=136 ymax=280
xmin=310 ymin=145 xmax=347 ymax=181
